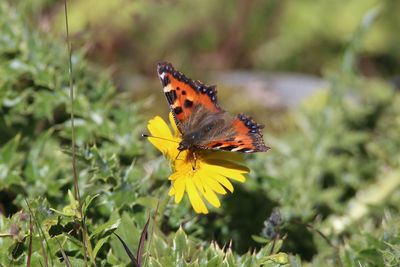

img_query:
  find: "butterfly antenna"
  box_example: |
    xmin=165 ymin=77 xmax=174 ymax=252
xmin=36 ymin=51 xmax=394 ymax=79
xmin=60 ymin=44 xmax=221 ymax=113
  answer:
xmin=175 ymin=150 xmax=182 ymax=160
xmin=141 ymin=134 xmax=180 ymax=144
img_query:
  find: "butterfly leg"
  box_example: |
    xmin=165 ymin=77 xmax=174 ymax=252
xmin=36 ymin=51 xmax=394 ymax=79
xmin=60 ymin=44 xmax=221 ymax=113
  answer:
xmin=175 ymin=150 xmax=182 ymax=160
xmin=191 ymin=151 xmax=197 ymax=170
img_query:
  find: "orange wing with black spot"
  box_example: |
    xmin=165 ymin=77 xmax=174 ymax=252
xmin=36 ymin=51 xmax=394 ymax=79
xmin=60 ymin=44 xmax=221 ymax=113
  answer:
xmin=206 ymin=114 xmax=270 ymax=153
xmin=157 ymin=62 xmax=220 ymax=132
xmin=157 ymin=62 xmax=269 ymax=153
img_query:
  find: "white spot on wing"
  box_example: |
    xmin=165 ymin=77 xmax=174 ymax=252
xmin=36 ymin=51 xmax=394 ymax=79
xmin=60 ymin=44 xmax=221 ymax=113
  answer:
xmin=163 ymin=84 xmax=173 ymax=92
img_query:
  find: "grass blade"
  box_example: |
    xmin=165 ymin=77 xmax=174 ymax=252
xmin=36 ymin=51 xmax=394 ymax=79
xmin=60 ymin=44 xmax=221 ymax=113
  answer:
xmin=25 ymin=199 xmax=50 ymax=267
xmin=64 ymin=0 xmax=89 ymax=264
xmin=113 ymin=232 xmax=138 ymax=267
xmin=136 ymin=216 xmax=150 ymax=266
xmin=56 ymin=238 xmax=72 ymax=267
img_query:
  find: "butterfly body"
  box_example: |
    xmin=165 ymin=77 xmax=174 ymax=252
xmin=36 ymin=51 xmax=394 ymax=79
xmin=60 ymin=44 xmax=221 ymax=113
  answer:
xmin=157 ymin=62 xmax=269 ymax=153
xmin=178 ymin=104 xmax=236 ymax=151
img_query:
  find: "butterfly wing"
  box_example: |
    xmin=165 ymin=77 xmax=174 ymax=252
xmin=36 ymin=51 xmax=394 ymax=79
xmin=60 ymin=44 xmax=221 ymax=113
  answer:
xmin=157 ymin=62 xmax=269 ymax=153
xmin=205 ymin=114 xmax=270 ymax=153
xmin=157 ymin=62 xmax=220 ymax=132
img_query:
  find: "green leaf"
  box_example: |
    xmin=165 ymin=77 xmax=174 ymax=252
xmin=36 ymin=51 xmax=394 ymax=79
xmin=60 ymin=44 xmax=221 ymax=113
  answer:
xmin=260 ymin=252 xmax=289 ymax=265
xmin=92 ymin=236 xmax=109 ymax=261
xmin=206 ymin=255 xmax=223 ymax=267
xmin=0 ymin=134 xmax=20 ymax=164
xmin=50 ymin=190 xmax=80 ymax=218
xmin=147 ymin=257 xmax=163 ymax=267
xmin=251 ymin=235 xmax=269 ymax=244
xmin=113 ymin=232 xmax=138 ymax=266
xmin=358 ymin=248 xmax=385 ymax=266
xmin=172 ymin=227 xmax=188 ymax=260
xmin=90 ymin=217 xmax=120 ymax=239
xmin=223 ymin=250 xmax=236 ymax=267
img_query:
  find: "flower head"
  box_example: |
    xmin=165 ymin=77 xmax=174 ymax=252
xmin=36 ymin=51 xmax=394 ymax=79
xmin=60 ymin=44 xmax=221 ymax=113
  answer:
xmin=147 ymin=113 xmax=249 ymax=214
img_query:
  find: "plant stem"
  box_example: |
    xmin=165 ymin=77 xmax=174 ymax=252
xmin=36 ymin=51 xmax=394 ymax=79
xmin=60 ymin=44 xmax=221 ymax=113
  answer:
xmin=64 ymin=1 xmax=88 ymax=264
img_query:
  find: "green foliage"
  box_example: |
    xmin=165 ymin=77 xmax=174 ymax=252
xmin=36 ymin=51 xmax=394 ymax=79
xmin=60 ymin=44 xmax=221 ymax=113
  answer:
xmin=1 ymin=1 xmax=400 ymax=267
xmin=49 ymin=0 xmax=400 ymax=75
xmin=0 ymin=2 xmax=289 ymax=266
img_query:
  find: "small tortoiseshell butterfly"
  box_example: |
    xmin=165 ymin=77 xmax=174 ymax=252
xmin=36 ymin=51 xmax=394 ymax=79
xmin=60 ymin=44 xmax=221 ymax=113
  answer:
xmin=157 ymin=62 xmax=269 ymax=153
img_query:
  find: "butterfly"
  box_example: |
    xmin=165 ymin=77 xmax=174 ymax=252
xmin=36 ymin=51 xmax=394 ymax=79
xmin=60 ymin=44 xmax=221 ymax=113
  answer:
xmin=157 ymin=62 xmax=269 ymax=154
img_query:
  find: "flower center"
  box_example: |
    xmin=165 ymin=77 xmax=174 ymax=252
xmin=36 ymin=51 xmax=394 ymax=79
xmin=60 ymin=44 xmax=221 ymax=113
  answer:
xmin=184 ymin=151 xmax=200 ymax=172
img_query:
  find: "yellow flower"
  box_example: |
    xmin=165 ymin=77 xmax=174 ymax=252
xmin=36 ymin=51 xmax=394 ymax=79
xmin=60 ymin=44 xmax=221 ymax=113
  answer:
xmin=147 ymin=113 xmax=250 ymax=214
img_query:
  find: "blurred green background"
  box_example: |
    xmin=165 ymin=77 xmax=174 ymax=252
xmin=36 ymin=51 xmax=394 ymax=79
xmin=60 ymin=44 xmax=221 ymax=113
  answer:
xmin=1 ymin=0 xmax=400 ymax=266
xmin=48 ymin=0 xmax=400 ymax=74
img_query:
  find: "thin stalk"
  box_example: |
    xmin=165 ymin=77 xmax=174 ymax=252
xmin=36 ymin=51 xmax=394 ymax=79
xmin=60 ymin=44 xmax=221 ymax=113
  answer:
xmin=64 ymin=0 xmax=88 ymax=264
xmin=142 ymin=201 xmax=160 ymax=266
xmin=27 ymin=214 xmax=33 ymax=267
xmin=25 ymin=199 xmax=50 ymax=267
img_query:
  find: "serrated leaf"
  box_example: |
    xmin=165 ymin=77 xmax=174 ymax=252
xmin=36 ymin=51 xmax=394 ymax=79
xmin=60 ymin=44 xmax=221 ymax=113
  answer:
xmin=50 ymin=190 xmax=80 ymax=218
xmin=223 ymin=250 xmax=236 ymax=266
xmin=173 ymin=227 xmax=188 ymax=258
xmin=241 ymin=255 xmax=257 ymax=267
xmin=206 ymin=255 xmax=223 ymax=267
xmin=260 ymin=252 xmax=289 ymax=265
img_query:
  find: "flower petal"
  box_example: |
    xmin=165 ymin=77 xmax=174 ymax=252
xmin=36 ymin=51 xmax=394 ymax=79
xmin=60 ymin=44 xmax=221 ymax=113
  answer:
xmin=169 ymin=112 xmax=180 ymax=136
xmin=192 ymin=174 xmax=205 ymax=193
xmin=193 ymin=170 xmax=221 ymax=207
xmin=203 ymin=175 xmax=227 ymax=195
xmin=169 ymin=171 xmax=182 ymax=181
xmin=209 ymin=172 xmax=234 ymax=192
xmin=146 ymin=114 xmax=254 ymax=214
xmin=227 ymin=172 xmax=246 ymax=182
xmin=204 ymin=160 xmax=249 ymax=173
xmin=201 ymin=182 xmax=221 ymax=208
xmin=173 ymin=178 xmax=185 ymax=203
xmin=168 ymin=186 xmax=175 ymax=196
xmin=147 ymin=116 xmax=174 ymax=153
xmin=186 ymin=178 xmax=208 ymax=214
xmin=204 ymin=151 xmax=245 ymax=163
xmin=203 ymin=161 xmax=248 ymax=182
